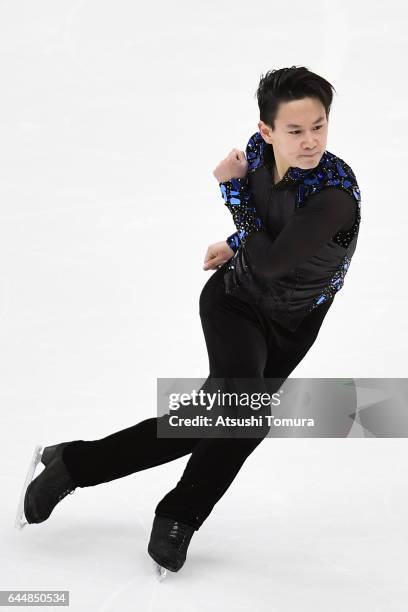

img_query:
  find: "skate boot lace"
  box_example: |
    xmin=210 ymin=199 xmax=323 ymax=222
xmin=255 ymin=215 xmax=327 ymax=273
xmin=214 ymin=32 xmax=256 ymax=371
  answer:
xmin=168 ymin=522 xmax=190 ymax=551
xmin=50 ymin=476 xmax=76 ymax=502
xmin=57 ymin=487 xmax=75 ymax=501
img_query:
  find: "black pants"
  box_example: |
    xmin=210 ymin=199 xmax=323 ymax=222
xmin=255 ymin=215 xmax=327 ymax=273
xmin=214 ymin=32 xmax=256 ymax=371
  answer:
xmin=62 ymin=266 xmax=333 ymax=530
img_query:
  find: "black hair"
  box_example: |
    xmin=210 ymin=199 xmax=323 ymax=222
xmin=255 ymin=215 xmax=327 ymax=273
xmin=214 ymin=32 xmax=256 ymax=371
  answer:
xmin=256 ymin=66 xmax=336 ymax=130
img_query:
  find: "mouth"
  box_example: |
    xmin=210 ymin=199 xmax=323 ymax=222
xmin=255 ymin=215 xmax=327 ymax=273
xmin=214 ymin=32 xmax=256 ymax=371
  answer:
xmin=300 ymin=152 xmax=318 ymax=157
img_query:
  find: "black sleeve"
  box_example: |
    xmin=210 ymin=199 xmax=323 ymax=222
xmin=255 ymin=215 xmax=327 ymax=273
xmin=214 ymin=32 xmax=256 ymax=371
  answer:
xmin=244 ymin=187 xmax=357 ymax=282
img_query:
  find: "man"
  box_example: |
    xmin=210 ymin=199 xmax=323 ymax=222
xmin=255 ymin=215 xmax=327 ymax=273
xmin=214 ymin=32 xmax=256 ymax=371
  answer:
xmin=206 ymin=79 xmax=359 ymax=325
xmin=16 ymin=66 xmax=361 ymax=577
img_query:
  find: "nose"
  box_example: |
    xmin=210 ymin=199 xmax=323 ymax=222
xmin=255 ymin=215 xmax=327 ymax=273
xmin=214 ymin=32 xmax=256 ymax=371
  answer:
xmin=304 ymin=138 xmax=317 ymax=150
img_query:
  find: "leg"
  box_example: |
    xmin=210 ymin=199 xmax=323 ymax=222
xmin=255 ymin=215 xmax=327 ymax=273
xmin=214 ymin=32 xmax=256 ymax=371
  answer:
xmin=154 ymin=269 xmax=272 ymax=529
xmin=62 ymin=382 xmax=215 ymax=488
xmin=263 ymin=297 xmax=334 ymax=380
xmin=61 ymin=267 xmax=264 ymax=488
xmin=154 ymin=287 xmax=335 ymax=530
xmin=62 ymin=420 xmax=197 ymax=488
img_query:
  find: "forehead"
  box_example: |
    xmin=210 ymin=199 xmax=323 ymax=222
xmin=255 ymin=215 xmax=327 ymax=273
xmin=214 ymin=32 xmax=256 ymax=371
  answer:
xmin=276 ymin=97 xmax=326 ymax=126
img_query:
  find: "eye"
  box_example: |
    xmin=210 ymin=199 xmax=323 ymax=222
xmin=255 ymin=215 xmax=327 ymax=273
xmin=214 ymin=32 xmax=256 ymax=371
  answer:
xmin=289 ymin=125 xmax=323 ymax=135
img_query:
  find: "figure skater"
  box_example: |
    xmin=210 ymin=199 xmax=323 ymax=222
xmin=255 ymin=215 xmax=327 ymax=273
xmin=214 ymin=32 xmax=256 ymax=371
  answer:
xmin=15 ymin=66 xmax=361 ymax=577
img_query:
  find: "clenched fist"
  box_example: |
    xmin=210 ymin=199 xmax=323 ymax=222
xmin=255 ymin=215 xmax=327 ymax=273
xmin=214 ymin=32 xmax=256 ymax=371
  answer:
xmin=203 ymin=241 xmax=235 ymax=271
xmin=213 ymin=148 xmax=248 ymax=183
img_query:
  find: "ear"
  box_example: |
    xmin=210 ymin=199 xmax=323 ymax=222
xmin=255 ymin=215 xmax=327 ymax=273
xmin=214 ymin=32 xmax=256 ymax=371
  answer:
xmin=258 ymin=121 xmax=273 ymax=145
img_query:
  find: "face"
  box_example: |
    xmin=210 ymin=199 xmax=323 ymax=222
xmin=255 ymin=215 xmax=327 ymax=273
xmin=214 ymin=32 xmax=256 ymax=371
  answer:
xmin=258 ymin=96 xmax=329 ymax=170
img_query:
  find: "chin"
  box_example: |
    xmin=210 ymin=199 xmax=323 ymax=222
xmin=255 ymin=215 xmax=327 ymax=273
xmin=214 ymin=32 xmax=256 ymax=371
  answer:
xmin=299 ymin=153 xmax=322 ymax=167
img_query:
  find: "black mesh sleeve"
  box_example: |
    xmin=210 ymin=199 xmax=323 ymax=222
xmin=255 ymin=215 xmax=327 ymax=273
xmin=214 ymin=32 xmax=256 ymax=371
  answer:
xmin=243 ymin=187 xmax=357 ymax=282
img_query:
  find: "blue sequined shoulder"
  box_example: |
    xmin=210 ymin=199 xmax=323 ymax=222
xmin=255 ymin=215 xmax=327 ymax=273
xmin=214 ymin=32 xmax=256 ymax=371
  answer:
xmin=245 ymin=132 xmax=267 ymax=173
xmin=297 ymin=150 xmax=361 ymax=208
xmin=296 ymin=150 xmax=362 ymax=249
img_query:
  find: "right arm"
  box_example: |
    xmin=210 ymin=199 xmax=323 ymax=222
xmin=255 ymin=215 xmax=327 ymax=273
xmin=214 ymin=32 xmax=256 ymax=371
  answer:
xmin=219 ymin=176 xmax=264 ymax=250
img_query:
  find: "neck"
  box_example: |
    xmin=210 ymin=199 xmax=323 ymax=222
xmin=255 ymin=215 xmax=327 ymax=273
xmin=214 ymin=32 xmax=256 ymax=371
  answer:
xmin=273 ymin=160 xmax=290 ymax=183
xmin=273 ymin=152 xmax=290 ymax=184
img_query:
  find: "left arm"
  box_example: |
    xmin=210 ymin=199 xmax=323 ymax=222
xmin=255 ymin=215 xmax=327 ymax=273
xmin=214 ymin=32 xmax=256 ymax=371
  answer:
xmin=242 ymin=188 xmax=357 ymax=282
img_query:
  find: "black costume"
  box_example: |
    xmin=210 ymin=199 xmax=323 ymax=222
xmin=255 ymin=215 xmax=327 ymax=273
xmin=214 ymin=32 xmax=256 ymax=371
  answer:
xmin=61 ymin=131 xmax=361 ymax=531
xmin=223 ymin=131 xmax=361 ymax=330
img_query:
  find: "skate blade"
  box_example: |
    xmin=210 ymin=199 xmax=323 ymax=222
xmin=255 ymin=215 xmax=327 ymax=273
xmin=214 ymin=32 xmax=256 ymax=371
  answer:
xmin=14 ymin=444 xmax=44 ymax=530
xmin=152 ymin=560 xmax=167 ymax=581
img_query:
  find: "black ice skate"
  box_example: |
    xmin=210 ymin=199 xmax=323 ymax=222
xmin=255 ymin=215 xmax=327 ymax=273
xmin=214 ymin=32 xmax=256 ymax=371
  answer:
xmin=148 ymin=515 xmax=196 ymax=578
xmin=15 ymin=442 xmax=77 ymax=529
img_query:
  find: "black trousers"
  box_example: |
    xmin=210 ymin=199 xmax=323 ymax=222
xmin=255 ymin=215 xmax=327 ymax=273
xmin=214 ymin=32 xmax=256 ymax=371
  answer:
xmin=62 ymin=266 xmax=334 ymax=530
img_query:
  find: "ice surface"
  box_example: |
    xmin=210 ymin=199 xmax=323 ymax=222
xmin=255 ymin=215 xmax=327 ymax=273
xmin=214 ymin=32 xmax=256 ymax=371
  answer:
xmin=1 ymin=0 xmax=407 ymax=610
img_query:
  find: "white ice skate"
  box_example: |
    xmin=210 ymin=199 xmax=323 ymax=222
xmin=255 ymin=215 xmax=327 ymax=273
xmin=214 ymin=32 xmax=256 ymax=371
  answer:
xmin=14 ymin=444 xmax=44 ymax=530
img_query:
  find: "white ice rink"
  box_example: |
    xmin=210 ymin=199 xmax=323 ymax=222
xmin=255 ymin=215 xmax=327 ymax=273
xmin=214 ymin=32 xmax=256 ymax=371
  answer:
xmin=1 ymin=0 xmax=408 ymax=610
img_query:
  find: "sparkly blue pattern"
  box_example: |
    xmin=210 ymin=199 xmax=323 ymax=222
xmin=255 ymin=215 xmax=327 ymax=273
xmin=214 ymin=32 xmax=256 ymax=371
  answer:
xmin=309 ymin=256 xmax=351 ymax=310
xmin=221 ymin=176 xmax=265 ymax=252
xmin=220 ymin=131 xmax=361 ymax=310
xmin=226 ymin=230 xmax=246 ymax=252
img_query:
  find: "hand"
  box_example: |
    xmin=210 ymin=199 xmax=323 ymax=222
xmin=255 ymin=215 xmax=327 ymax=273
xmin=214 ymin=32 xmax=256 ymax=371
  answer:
xmin=213 ymin=148 xmax=248 ymax=183
xmin=203 ymin=241 xmax=235 ymax=271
